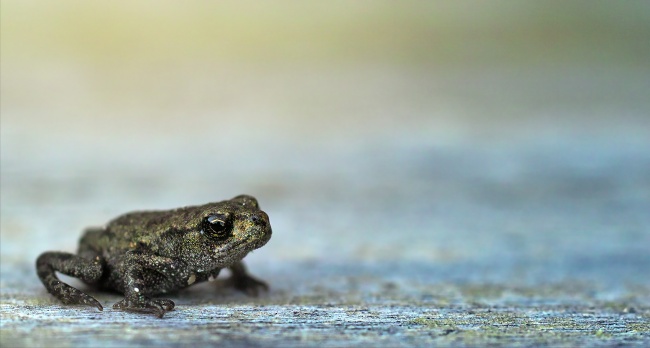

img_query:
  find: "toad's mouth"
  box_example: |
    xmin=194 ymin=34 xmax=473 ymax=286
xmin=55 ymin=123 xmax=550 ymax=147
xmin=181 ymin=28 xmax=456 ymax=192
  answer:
xmin=213 ymin=228 xmax=271 ymax=261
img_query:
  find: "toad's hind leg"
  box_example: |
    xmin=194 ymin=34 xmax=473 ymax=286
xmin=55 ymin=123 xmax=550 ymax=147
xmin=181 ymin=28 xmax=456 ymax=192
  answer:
xmin=36 ymin=252 xmax=104 ymax=311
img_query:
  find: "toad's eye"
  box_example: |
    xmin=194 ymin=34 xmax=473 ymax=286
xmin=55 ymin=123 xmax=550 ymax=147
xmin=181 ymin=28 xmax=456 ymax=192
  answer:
xmin=204 ymin=213 xmax=232 ymax=239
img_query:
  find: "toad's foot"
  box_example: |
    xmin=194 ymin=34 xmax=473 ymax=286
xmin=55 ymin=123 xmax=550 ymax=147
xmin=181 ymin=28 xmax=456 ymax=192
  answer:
xmin=113 ymin=298 xmax=175 ymax=318
xmin=227 ymin=261 xmax=269 ymax=297
xmin=229 ymin=273 xmax=269 ymax=297
xmin=54 ymin=280 xmax=104 ymax=311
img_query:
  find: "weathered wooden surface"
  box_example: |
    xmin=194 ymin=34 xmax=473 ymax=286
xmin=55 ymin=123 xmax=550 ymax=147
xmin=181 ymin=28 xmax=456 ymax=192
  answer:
xmin=2 ymin=2 xmax=650 ymax=347
xmin=3 ymin=138 xmax=649 ymax=347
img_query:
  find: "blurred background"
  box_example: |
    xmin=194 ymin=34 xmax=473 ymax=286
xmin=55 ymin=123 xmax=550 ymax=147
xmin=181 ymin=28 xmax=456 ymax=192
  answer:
xmin=2 ymin=1 xmax=650 ymax=286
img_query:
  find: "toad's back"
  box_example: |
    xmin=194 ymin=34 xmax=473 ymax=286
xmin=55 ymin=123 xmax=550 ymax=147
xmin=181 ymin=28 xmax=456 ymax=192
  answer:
xmin=77 ymin=206 xmax=205 ymax=256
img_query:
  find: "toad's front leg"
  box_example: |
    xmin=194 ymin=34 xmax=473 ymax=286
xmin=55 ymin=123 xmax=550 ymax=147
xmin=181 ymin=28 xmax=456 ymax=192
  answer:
xmin=112 ymin=253 xmax=179 ymax=318
xmin=227 ymin=261 xmax=269 ymax=297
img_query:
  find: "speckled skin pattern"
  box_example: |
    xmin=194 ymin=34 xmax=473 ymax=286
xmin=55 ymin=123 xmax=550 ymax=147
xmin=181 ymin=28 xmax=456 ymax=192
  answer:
xmin=36 ymin=195 xmax=272 ymax=318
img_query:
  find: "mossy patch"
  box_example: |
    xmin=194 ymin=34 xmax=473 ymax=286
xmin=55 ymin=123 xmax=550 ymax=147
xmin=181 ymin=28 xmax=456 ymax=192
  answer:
xmin=626 ymin=322 xmax=650 ymax=333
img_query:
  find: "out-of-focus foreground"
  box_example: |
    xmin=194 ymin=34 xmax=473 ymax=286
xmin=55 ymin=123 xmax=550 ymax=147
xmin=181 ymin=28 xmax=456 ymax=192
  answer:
xmin=2 ymin=2 xmax=649 ymax=346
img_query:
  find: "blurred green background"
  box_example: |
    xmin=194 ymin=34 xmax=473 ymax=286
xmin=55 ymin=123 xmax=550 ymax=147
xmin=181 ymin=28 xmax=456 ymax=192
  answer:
xmin=3 ymin=1 xmax=648 ymax=156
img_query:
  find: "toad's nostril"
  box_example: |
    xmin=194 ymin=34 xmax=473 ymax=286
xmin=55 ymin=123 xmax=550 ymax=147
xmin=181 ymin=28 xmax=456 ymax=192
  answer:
xmin=250 ymin=212 xmax=269 ymax=226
